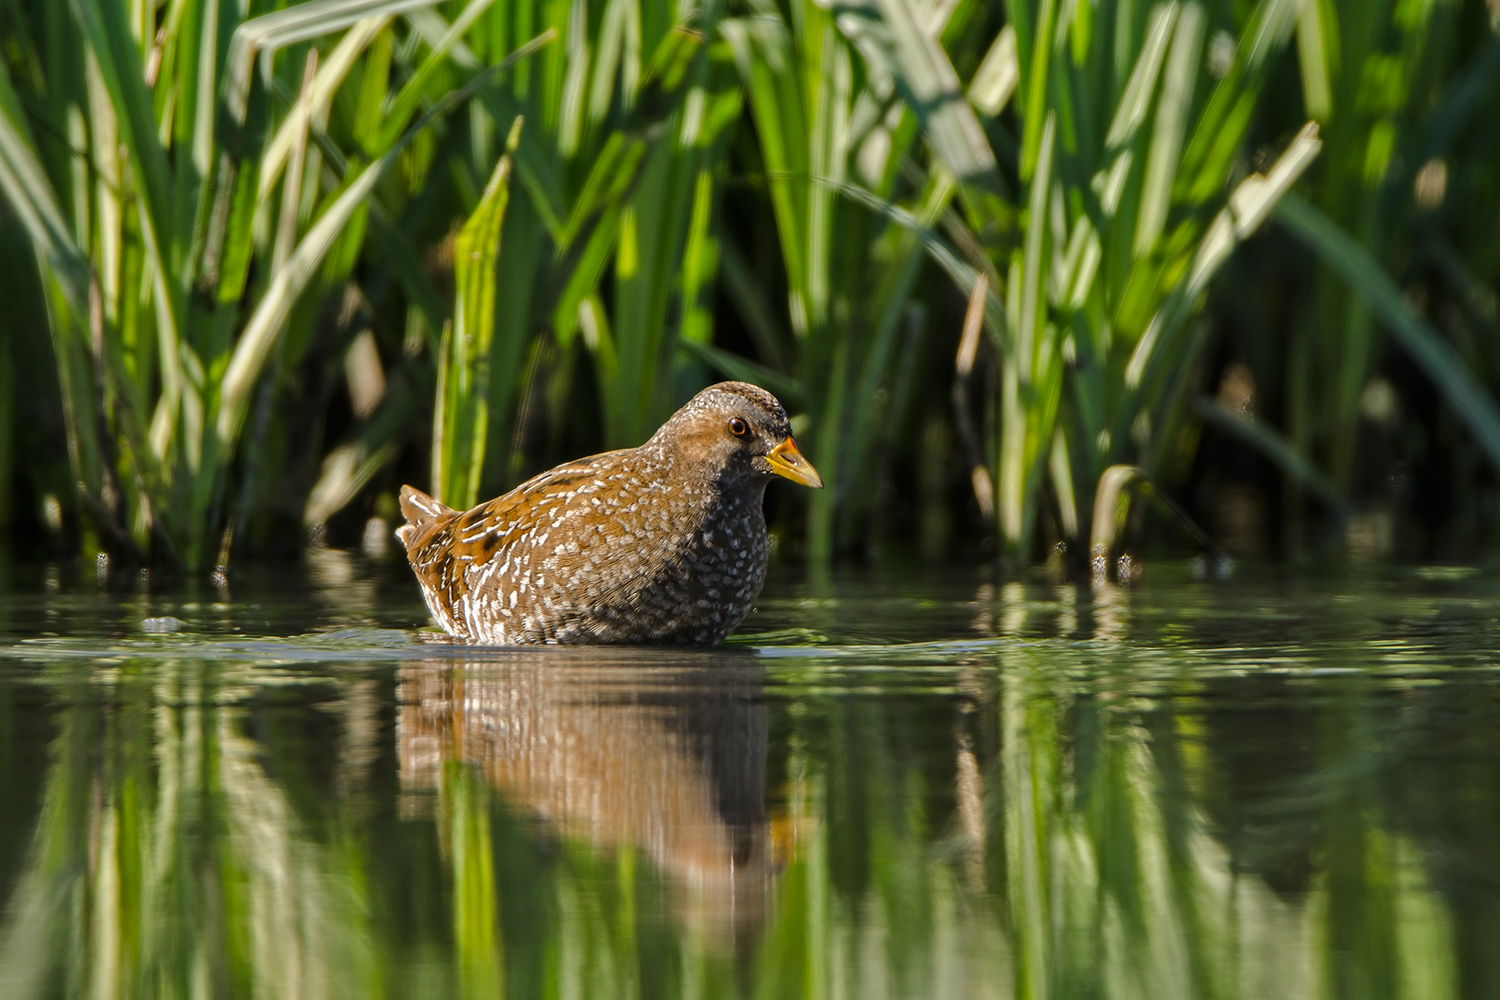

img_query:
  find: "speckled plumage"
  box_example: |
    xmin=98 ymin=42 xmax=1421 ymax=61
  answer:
xmin=397 ymin=382 xmax=822 ymax=645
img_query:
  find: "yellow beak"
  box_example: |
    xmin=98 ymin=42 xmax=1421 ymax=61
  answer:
xmin=766 ymin=437 xmax=824 ymax=489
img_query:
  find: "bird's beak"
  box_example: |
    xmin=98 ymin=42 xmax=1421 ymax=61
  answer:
xmin=767 ymin=437 xmax=824 ymax=489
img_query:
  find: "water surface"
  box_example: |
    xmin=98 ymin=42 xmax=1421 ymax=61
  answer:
xmin=2 ymin=554 xmax=1498 ymax=998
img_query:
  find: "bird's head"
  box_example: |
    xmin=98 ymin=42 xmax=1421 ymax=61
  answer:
xmin=657 ymin=382 xmax=824 ymax=490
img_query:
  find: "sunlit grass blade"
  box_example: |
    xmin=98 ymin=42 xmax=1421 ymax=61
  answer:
xmin=71 ymin=0 xmax=177 ymax=289
xmin=0 ymin=67 xmax=91 ymax=307
xmin=433 ymin=118 xmax=521 ymax=510
xmin=827 ymin=0 xmax=1003 ymax=196
xmin=1294 ymin=0 xmax=1336 ymax=120
xmin=217 ymin=151 xmax=388 ymax=446
xmin=374 ymin=0 xmax=504 ymax=151
xmin=222 ymin=0 xmax=447 ymax=126
xmin=220 ymin=32 xmax=551 ymax=450
xmin=257 ymin=15 xmax=393 ymax=201
xmin=1174 ymin=0 xmax=1302 ymax=203
xmin=1124 ymin=121 xmax=1322 ymax=394
xmin=997 ymin=110 xmax=1059 ymax=552
xmin=967 ymin=25 xmax=1019 ymax=117
xmin=1012 ymin=0 xmax=1057 ymax=182
xmin=1132 ymin=2 xmax=1202 ymax=256
xmin=721 ymin=16 xmax=811 ymax=332
xmin=1103 ymin=5 xmax=1177 ymax=151
xmin=607 ymin=49 xmax=742 ymax=448
xmin=550 ymin=25 xmax=705 ymax=353
xmin=0 ymin=62 xmax=118 ymax=524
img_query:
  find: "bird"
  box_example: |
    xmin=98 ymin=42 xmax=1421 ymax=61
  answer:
xmin=396 ymin=381 xmax=823 ymax=645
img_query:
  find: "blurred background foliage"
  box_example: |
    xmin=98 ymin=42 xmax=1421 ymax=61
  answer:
xmin=1 ymin=0 xmax=1498 ymax=572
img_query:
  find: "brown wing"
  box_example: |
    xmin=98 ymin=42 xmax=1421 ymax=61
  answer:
xmin=399 ymin=451 xmax=637 ymax=639
xmin=397 ymin=452 xmax=617 ymax=552
xmin=440 ymin=452 xmax=628 ymax=550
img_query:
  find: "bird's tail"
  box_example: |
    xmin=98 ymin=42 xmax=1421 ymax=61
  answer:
xmin=396 ymin=485 xmax=457 ymax=550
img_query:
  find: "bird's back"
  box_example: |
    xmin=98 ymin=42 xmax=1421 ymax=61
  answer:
xmin=397 ymin=446 xmax=769 ymax=645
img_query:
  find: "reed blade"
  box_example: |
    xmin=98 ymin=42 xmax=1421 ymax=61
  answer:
xmin=433 ymin=119 xmax=522 ymax=510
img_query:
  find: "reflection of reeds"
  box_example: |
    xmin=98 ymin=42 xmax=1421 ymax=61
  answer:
xmin=990 ymin=637 xmax=1473 ymax=1000
xmin=399 ymin=654 xmax=773 ymax=946
xmin=0 ymin=663 xmax=378 ymax=998
xmin=218 ymin=698 xmax=377 ymax=998
xmin=0 ymin=608 xmax=1492 ymax=997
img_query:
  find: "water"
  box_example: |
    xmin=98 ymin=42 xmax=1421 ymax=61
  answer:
xmin=2 ymin=553 xmax=1500 ymax=998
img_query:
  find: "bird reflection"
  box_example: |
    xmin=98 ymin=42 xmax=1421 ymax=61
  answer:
xmin=397 ymin=649 xmax=771 ymax=944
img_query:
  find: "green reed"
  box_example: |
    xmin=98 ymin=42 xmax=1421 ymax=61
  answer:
xmin=1272 ymin=0 xmax=1500 ymax=553
xmin=0 ymin=0 xmax=552 ymax=566
xmin=721 ymin=1 xmax=964 ymax=566
xmin=830 ymin=0 xmax=1500 ymax=566
xmin=428 ymin=0 xmax=736 ymax=492
xmin=1 ymin=0 xmax=1499 ymax=568
xmin=0 ymin=659 xmax=382 ymax=996
xmin=834 ymin=0 xmax=1320 ymax=562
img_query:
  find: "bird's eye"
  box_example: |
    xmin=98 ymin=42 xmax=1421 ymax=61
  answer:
xmin=728 ymin=417 xmax=749 ymax=437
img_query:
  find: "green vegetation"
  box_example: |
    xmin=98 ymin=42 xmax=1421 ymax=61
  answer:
xmin=1 ymin=0 xmax=1499 ymax=569
xmin=4 ymin=585 xmax=1498 ymax=997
